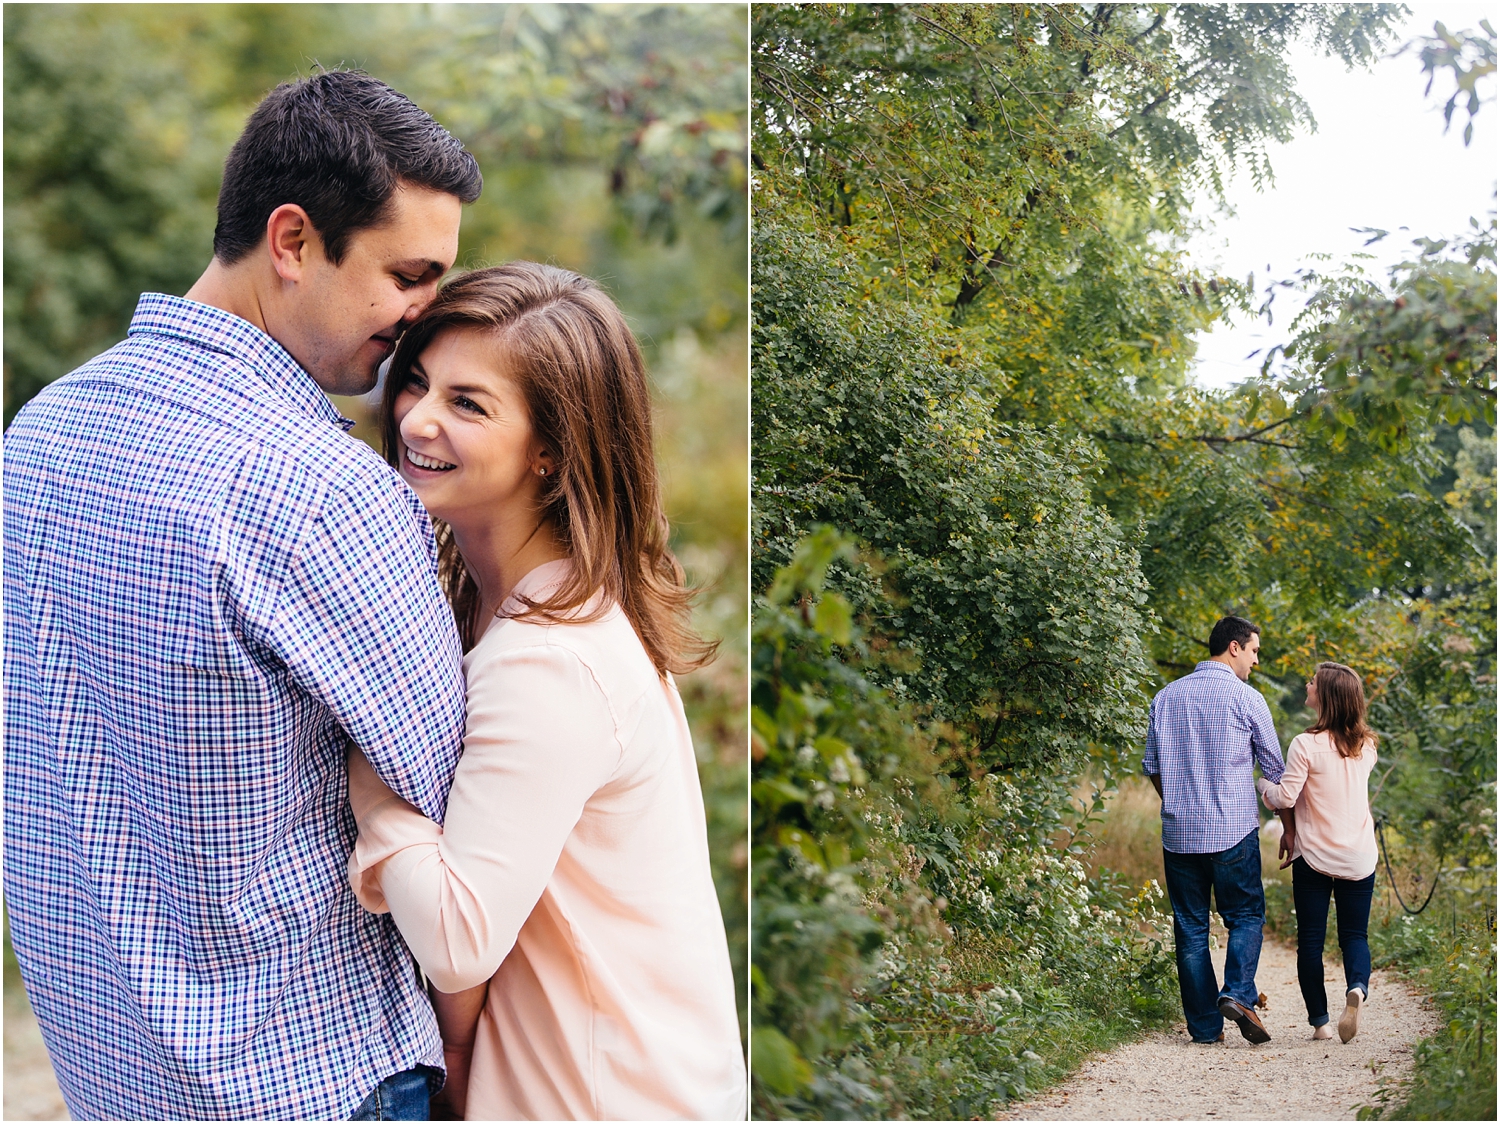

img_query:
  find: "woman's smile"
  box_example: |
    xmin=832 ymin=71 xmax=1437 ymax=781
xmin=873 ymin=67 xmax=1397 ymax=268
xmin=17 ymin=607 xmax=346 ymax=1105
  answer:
xmin=406 ymin=447 xmax=456 ymax=473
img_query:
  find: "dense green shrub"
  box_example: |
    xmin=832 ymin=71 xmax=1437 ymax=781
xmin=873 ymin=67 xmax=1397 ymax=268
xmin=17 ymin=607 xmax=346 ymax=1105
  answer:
xmin=751 ymin=533 xmax=1177 ymax=1119
xmin=1361 ymin=897 xmax=1497 ymax=1121
xmin=753 ymin=221 xmax=1154 ymax=773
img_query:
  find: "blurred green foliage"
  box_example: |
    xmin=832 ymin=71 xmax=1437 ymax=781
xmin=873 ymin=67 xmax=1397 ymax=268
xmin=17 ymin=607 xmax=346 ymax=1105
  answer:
xmin=4 ymin=0 xmax=747 ymax=1042
xmin=5 ymin=3 xmax=747 ymax=416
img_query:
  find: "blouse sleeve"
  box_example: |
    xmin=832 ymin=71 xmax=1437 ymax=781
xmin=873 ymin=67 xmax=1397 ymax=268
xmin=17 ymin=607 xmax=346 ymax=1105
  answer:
xmin=346 ymin=639 xmax=621 ymax=993
xmin=1256 ymin=734 xmax=1309 ymax=810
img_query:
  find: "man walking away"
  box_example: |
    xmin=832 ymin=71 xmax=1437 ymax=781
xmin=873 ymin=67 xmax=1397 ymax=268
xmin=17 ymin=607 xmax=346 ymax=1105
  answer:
xmin=5 ymin=72 xmax=482 ymax=1120
xmin=1143 ymin=616 xmax=1290 ymax=1045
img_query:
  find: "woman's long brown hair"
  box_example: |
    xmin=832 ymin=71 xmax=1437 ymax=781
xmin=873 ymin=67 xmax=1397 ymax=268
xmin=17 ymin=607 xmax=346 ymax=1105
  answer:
xmin=381 ymin=262 xmax=716 ymax=676
xmin=1307 ymin=661 xmax=1378 ymax=759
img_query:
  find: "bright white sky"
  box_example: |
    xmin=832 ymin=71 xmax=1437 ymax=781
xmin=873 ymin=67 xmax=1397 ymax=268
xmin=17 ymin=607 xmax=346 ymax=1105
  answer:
xmin=1186 ymin=3 xmax=1498 ymax=389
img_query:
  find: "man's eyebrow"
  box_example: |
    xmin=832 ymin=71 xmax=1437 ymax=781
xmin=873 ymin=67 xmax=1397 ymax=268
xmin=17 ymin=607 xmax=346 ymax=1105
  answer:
xmin=391 ymin=259 xmax=448 ymax=276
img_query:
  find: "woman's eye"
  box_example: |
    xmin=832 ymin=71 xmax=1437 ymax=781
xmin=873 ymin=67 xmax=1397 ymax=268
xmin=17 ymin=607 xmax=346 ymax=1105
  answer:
xmin=455 ymin=396 xmax=484 ymax=414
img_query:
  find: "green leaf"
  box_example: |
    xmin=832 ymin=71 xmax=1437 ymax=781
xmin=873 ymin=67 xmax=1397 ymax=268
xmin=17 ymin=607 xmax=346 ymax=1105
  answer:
xmin=750 ymin=1027 xmax=812 ymax=1096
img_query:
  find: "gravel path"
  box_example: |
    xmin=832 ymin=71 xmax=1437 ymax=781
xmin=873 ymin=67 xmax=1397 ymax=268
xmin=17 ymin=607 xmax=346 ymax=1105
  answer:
xmin=4 ymin=987 xmax=69 ymax=1122
xmin=1002 ymin=937 xmax=1440 ymax=1121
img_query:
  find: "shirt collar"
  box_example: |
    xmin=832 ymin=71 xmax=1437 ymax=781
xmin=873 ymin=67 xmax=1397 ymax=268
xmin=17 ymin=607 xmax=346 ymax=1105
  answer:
xmin=1194 ymin=660 xmax=1236 ymax=677
xmin=127 ymin=293 xmax=355 ymax=432
xmin=502 ymin=558 xmax=575 ymax=614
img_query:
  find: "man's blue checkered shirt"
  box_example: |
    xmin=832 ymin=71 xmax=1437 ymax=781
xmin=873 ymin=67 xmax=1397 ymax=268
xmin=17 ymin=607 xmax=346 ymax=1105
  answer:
xmin=1143 ymin=660 xmax=1285 ymax=854
xmin=3 ymin=294 xmax=467 ymax=1120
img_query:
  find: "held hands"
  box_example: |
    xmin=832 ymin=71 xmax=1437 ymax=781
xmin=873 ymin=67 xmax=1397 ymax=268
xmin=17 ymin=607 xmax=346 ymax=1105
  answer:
xmin=1275 ymin=806 xmax=1298 ymax=870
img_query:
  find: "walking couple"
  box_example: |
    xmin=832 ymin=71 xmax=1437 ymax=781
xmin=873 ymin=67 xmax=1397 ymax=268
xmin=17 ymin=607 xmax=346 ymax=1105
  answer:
xmin=1145 ymin=616 xmax=1381 ymax=1046
xmin=4 ymin=72 xmax=746 ymax=1120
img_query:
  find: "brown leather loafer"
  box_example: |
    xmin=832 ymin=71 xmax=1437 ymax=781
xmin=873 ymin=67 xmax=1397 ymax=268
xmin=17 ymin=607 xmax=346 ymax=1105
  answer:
xmin=1218 ymin=995 xmax=1272 ymax=1044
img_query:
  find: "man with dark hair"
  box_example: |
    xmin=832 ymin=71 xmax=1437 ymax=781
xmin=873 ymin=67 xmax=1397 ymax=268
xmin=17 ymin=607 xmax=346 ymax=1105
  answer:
xmin=1143 ymin=615 xmax=1292 ymax=1046
xmin=5 ymin=71 xmax=483 ymax=1119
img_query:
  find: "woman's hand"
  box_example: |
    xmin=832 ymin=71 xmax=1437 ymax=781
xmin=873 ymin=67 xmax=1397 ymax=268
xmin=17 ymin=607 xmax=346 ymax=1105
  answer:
xmin=1277 ymin=808 xmax=1297 ymax=870
xmin=430 ymin=980 xmax=488 ymax=1120
xmin=434 ymin=1041 xmax=474 ymax=1119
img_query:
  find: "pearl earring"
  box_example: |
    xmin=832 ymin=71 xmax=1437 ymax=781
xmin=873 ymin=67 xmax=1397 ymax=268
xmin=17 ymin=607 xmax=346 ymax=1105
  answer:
xmin=538 ymin=467 xmax=547 ymax=476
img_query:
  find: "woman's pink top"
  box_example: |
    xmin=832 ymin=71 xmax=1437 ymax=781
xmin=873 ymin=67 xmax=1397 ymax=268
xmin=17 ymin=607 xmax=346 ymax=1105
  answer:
xmin=1256 ymin=730 xmax=1378 ymax=880
xmin=347 ymin=561 xmax=746 ymax=1120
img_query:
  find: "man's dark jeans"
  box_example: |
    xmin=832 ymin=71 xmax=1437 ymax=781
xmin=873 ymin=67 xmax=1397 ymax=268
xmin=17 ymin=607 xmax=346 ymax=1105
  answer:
xmin=1161 ymin=828 xmax=1265 ymax=1042
xmin=1291 ymin=857 xmax=1375 ymax=1026
xmin=350 ymin=1066 xmax=443 ymax=1121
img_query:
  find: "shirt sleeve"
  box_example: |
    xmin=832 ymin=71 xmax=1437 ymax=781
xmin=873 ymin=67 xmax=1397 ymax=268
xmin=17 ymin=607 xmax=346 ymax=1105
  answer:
xmin=1257 ymin=734 xmax=1307 ymax=809
xmin=267 ymin=469 xmax=464 ymax=824
xmin=1142 ymin=696 xmax=1160 ymax=776
xmin=1246 ymin=686 xmax=1284 ymax=784
xmin=346 ymin=639 xmax=622 ymax=993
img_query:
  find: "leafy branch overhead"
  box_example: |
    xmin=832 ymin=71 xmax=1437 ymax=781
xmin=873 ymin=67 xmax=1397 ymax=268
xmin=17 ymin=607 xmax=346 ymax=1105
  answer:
xmin=753 ymin=3 xmax=1405 ymax=314
xmin=1251 ymin=220 xmax=1498 ymax=451
xmin=1404 ymin=18 xmax=1497 ymax=145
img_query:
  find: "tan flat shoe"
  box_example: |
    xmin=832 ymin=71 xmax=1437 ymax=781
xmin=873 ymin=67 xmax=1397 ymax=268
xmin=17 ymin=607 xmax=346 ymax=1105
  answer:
xmin=1312 ymin=1024 xmax=1333 ymax=1040
xmin=1338 ymin=988 xmax=1363 ymax=1043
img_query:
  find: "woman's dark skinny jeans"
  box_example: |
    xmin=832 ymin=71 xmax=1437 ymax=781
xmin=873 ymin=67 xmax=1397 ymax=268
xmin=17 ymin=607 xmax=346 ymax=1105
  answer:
xmin=1291 ymin=857 xmax=1375 ymax=1026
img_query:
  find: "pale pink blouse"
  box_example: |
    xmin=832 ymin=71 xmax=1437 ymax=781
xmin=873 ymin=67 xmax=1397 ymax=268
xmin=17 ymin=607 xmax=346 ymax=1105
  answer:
xmin=347 ymin=561 xmax=746 ymax=1120
xmin=1256 ymin=730 xmax=1378 ymax=880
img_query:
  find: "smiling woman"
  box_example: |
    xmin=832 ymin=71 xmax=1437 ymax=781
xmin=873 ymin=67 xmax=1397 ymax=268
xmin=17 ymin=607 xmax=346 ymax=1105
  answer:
xmin=381 ymin=262 xmax=717 ymax=673
xmin=348 ymin=261 xmax=745 ymax=1119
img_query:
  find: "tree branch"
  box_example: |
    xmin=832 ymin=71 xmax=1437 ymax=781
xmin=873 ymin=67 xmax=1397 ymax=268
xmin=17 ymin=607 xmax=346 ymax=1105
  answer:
xmin=952 ymin=185 xmax=1043 ymax=315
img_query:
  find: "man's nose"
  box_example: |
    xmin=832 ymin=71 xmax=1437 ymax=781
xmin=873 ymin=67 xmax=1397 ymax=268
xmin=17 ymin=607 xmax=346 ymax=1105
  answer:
xmin=404 ymin=280 xmax=443 ymax=323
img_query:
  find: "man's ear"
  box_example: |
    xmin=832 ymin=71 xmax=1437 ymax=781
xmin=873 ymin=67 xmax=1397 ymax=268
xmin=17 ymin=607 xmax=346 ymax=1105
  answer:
xmin=266 ymin=203 xmax=318 ymax=283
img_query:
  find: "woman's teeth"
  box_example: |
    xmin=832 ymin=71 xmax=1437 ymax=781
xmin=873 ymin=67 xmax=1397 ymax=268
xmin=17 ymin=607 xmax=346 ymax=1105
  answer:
xmin=407 ymin=449 xmax=456 ymax=471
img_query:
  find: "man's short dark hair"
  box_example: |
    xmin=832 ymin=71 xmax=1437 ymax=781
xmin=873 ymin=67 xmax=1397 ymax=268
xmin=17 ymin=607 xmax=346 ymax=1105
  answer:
xmin=1208 ymin=616 xmax=1260 ymax=657
xmin=213 ymin=70 xmax=482 ymax=266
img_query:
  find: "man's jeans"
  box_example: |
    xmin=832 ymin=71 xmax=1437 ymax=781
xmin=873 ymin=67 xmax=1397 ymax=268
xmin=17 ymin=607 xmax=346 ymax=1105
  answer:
xmin=1291 ymin=857 xmax=1375 ymax=1026
xmin=1161 ymin=829 xmax=1265 ymax=1042
xmin=350 ymin=1066 xmax=443 ymax=1121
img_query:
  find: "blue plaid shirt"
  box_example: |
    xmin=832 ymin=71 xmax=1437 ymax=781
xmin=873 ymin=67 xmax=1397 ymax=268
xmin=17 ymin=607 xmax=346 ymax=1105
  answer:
xmin=1142 ymin=660 xmax=1285 ymax=854
xmin=3 ymin=294 xmax=466 ymax=1120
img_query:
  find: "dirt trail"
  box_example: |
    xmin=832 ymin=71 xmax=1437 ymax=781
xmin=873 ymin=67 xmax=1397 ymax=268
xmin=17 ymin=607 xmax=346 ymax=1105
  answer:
xmin=4 ymin=988 xmax=69 ymax=1121
xmin=1002 ymin=937 xmax=1440 ymax=1121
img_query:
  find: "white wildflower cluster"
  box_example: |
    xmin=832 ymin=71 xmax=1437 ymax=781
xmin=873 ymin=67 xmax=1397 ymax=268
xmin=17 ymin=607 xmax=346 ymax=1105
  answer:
xmin=824 ymin=869 xmax=862 ymax=904
xmin=976 ymin=984 xmax=1023 ymax=1022
xmin=876 ymin=938 xmax=907 ymax=982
